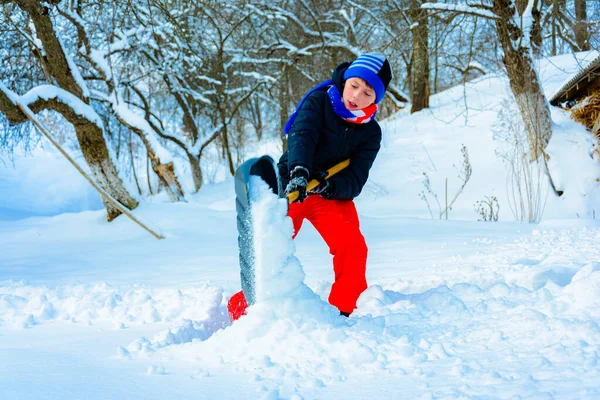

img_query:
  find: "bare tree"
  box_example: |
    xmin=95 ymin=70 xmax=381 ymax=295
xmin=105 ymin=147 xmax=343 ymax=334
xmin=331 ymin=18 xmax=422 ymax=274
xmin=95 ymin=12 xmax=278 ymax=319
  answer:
xmin=575 ymin=0 xmax=590 ymax=51
xmin=544 ymin=0 xmax=567 ymax=56
xmin=423 ymin=1 xmax=561 ymax=196
xmin=1 ymin=0 xmax=138 ymax=221
xmin=140 ymin=0 xmax=278 ymax=180
xmin=8 ymin=0 xmax=590 ymax=213
xmin=57 ymin=3 xmax=187 ymax=201
xmin=541 ymin=0 xmax=591 ymax=54
xmin=492 ymin=1 xmax=553 ymax=160
xmin=410 ymin=0 xmax=430 ymax=113
xmin=514 ymin=0 xmax=543 ymax=57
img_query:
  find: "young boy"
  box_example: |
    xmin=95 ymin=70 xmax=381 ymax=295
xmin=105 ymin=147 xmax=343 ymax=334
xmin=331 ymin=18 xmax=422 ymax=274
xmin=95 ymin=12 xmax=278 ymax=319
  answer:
xmin=228 ymin=52 xmax=392 ymax=320
xmin=279 ymin=52 xmax=392 ymax=317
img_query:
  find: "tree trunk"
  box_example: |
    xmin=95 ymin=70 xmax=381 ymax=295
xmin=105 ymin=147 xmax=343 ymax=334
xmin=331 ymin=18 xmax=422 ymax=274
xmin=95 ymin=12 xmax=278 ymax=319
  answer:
xmin=16 ymin=0 xmax=137 ymax=220
xmin=531 ymin=1 xmax=543 ymax=57
xmin=410 ymin=0 xmax=430 ymax=113
xmin=433 ymin=21 xmax=439 ymax=94
xmin=221 ymin=126 xmax=235 ymax=176
xmin=102 ymin=101 xmax=186 ymax=202
xmin=16 ymin=0 xmax=86 ymax=100
xmin=147 ymin=151 xmax=154 ymax=195
xmin=152 ymin=161 xmax=185 ymax=199
xmin=279 ymin=64 xmax=289 ymax=153
xmin=212 ymin=44 xmax=236 ymax=177
xmin=78 ymin=127 xmax=139 ymax=221
xmin=575 ymin=0 xmax=590 ymax=51
xmin=493 ymin=0 xmax=560 ymax=195
xmin=251 ymin=96 xmax=263 ymax=141
xmin=494 ymin=0 xmax=553 ymax=160
xmin=188 ymin=153 xmax=203 ymax=192
xmin=550 ymin=0 xmax=566 ymax=56
xmin=551 ymin=10 xmax=557 ymax=56
xmin=163 ymin=75 xmax=204 ymax=192
xmin=502 ymin=51 xmax=552 ymax=160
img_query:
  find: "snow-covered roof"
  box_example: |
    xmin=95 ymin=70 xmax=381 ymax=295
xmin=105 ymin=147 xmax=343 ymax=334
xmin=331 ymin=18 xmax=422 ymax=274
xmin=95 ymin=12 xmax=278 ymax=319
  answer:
xmin=549 ymin=53 xmax=600 ymax=106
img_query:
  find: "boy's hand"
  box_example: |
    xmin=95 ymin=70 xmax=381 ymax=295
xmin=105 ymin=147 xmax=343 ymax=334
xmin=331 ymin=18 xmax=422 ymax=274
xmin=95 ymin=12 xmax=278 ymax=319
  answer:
xmin=286 ymin=165 xmax=310 ymax=203
xmin=309 ymin=170 xmax=335 ymax=199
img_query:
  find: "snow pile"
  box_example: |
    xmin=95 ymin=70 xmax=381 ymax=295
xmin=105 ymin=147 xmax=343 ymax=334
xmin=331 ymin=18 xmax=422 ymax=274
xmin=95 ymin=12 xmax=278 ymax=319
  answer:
xmin=123 ymin=179 xmax=347 ymax=373
xmin=249 ymin=177 xmax=317 ymax=306
xmin=556 ymin=262 xmax=600 ymax=317
xmin=119 ymin=258 xmax=600 ymax=395
xmin=0 ymin=281 xmax=227 ymax=330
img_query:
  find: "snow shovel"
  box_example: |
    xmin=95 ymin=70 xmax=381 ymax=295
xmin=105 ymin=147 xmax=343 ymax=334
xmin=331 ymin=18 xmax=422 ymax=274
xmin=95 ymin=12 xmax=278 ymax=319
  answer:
xmin=228 ymin=157 xmax=350 ymax=321
xmin=286 ymin=158 xmax=350 ymax=204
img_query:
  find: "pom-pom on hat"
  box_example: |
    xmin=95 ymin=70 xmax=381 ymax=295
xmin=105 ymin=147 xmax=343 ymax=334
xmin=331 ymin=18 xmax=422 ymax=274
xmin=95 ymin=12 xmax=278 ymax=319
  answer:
xmin=343 ymin=52 xmax=392 ymax=104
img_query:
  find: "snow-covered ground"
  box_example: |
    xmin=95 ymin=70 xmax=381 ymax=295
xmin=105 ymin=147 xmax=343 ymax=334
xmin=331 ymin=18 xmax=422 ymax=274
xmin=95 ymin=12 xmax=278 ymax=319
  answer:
xmin=2 ymin=52 xmax=600 ymax=399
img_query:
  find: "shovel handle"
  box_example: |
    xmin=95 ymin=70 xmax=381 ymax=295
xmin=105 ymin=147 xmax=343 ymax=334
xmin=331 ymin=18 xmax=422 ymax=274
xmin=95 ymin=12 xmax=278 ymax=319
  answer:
xmin=287 ymin=158 xmax=350 ymax=204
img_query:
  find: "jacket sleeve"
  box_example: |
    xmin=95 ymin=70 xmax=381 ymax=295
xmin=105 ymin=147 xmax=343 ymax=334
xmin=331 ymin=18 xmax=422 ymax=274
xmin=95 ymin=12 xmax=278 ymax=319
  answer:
xmin=329 ymin=124 xmax=382 ymax=200
xmin=286 ymin=92 xmax=325 ymax=174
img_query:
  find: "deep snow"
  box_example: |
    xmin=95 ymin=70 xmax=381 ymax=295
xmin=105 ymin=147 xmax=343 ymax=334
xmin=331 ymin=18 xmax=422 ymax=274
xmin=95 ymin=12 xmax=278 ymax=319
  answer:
xmin=2 ymin=52 xmax=600 ymax=399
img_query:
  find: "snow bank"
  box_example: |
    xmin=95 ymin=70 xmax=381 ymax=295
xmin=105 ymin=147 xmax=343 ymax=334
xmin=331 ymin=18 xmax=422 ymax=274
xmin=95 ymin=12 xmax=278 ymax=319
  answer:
xmin=0 ymin=146 xmax=102 ymax=220
xmin=117 ymin=258 xmax=600 ymax=394
xmin=0 ymin=281 xmax=226 ymax=330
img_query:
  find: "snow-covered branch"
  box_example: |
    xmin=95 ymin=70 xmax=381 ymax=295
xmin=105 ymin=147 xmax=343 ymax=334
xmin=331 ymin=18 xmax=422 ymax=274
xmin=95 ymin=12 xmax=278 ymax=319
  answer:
xmin=422 ymin=2 xmax=500 ymax=20
xmin=92 ymin=90 xmax=174 ymax=163
xmin=23 ymin=85 xmax=101 ymax=127
xmin=346 ymin=1 xmax=398 ymax=39
xmin=192 ymin=123 xmax=223 ymax=156
xmin=232 ymin=71 xmax=277 ymax=83
xmin=0 ymin=82 xmax=103 ymax=129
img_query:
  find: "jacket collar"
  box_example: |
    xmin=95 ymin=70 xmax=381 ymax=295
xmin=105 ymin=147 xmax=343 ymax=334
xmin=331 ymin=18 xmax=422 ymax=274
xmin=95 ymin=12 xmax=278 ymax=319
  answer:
xmin=331 ymin=62 xmax=351 ymax=93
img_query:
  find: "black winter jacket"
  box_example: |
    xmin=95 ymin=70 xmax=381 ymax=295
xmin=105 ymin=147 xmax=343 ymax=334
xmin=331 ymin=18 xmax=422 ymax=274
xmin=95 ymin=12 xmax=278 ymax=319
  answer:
xmin=278 ymin=62 xmax=382 ymax=200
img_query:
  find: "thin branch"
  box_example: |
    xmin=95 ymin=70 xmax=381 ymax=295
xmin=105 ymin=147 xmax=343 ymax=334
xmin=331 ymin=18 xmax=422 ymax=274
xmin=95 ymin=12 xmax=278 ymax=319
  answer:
xmin=421 ymin=2 xmax=500 ymax=20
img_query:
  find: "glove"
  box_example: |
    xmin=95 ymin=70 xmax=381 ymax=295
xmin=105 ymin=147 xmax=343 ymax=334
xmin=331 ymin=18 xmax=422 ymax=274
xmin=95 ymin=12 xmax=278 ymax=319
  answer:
xmin=285 ymin=165 xmax=310 ymax=203
xmin=309 ymin=170 xmax=336 ymax=199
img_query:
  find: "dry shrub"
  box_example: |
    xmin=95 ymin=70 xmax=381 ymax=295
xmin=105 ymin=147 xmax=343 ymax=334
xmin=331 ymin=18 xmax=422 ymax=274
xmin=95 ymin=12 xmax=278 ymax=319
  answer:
xmin=570 ymin=90 xmax=600 ymax=133
xmin=493 ymin=99 xmax=548 ymax=223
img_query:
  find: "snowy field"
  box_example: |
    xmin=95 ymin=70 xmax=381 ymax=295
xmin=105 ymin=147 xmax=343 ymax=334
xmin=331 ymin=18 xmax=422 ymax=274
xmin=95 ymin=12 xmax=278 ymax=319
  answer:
xmin=2 ymin=53 xmax=600 ymax=399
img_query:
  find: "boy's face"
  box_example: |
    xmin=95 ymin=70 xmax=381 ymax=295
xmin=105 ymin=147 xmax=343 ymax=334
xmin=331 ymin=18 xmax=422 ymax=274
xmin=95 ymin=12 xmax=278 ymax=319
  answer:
xmin=342 ymin=77 xmax=375 ymax=111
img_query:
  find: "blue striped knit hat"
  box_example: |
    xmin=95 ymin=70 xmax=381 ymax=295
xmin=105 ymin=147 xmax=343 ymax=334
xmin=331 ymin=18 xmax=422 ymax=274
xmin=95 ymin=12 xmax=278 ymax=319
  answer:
xmin=343 ymin=52 xmax=392 ymax=104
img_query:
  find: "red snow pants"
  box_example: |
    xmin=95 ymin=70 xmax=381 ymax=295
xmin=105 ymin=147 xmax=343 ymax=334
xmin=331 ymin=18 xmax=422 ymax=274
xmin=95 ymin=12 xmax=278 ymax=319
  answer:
xmin=227 ymin=195 xmax=368 ymax=321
